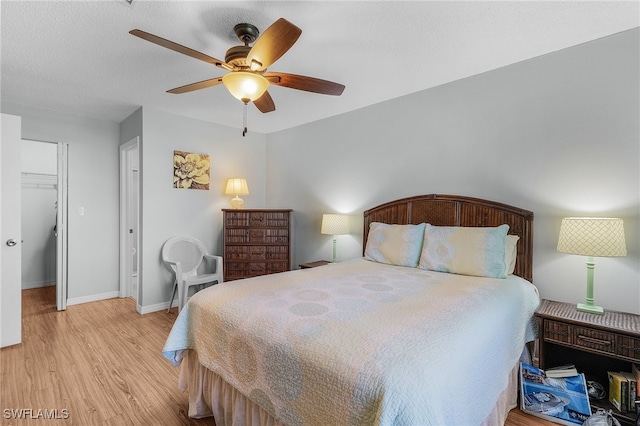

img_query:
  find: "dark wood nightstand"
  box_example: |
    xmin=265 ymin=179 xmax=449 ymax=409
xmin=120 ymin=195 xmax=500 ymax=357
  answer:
xmin=535 ymin=299 xmax=640 ymax=425
xmin=299 ymin=260 xmax=331 ymax=269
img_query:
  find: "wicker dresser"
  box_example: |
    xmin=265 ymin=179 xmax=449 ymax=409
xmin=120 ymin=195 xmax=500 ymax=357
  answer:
xmin=222 ymin=209 xmax=292 ymax=281
xmin=535 ymin=299 xmax=640 ymax=425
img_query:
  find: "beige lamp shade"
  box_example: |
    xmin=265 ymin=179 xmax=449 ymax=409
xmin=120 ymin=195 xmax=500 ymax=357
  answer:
xmin=222 ymin=72 xmax=269 ymax=103
xmin=321 ymin=214 xmax=349 ymax=263
xmin=321 ymin=214 xmax=349 ymax=235
xmin=557 ymin=217 xmax=627 ymax=257
xmin=224 ymin=178 xmax=249 ymax=196
xmin=224 ymin=178 xmax=249 ymax=209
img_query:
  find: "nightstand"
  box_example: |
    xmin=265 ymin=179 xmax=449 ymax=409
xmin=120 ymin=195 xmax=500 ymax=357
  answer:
xmin=535 ymin=299 xmax=640 ymax=425
xmin=299 ymin=260 xmax=331 ymax=269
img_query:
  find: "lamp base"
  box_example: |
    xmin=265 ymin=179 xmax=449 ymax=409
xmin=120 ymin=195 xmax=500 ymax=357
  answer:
xmin=230 ymin=196 xmax=244 ymax=209
xmin=577 ymin=302 xmax=604 ymax=315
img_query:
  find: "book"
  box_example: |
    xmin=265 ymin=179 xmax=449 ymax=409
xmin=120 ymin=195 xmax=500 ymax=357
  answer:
xmin=619 ymin=371 xmax=637 ymax=412
xmin=608 ymin=371 xmax=628 ymax=412
xmin=520 ymin=363 xmax=591 ymax=425
xmin=546 ymin=364 xmax=579 ymax=378
xmin=621 ymin=377 xmax=629 ymax=413
xmin=633 ymin=364 xmax=640 ymax=411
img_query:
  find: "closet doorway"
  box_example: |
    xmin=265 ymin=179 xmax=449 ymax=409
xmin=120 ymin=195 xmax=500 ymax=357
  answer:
xmin=20 ymin=140 xmax=68 ymax=310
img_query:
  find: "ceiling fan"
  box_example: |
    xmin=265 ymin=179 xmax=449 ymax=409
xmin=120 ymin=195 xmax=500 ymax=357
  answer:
xmin=130 ymin=18 xmax=345 ymax=116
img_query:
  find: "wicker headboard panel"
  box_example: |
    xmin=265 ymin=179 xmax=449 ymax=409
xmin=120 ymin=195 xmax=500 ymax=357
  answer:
xmin=363 ymin=194 xmax=534 ymax=282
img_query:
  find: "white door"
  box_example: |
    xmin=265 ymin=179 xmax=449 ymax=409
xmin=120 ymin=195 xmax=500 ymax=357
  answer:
xmin=1 ymin=113 xmax=22 ymax=347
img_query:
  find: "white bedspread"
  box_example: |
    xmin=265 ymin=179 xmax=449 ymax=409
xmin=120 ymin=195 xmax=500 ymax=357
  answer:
xmin=163 ymin=258 xmax=539 ymax=426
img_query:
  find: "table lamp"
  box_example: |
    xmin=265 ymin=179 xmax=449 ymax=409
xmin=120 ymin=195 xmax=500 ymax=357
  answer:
xmin=224 ymin=178 xmax=249 ymax=209
xmin=557 ymin=217 xmax=626 ymax=314
xmin=321 ymin=214 xmax=349 ymax=263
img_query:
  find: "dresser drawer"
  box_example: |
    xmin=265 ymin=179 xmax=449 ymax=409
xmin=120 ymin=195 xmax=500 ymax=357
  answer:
xmin=225 ymin=228 xmax=290 ymax=244
xmin=225 ymin=262 xmax=266 ymax=278
xmin=617 ymin=335 xmax=640 ymax=362
xmin=248 ymin=228 xmax=289 ymax=244
xmin=574 ymin=326 xmax=616 ymax=356
xmin=224 ymin=211 xmax=290 ymax=228
xmin=543 ymin=320 xmax=573 ymax=345
xmin=249 ymin=211 xmax=290 ymax=228
xmin=225 ymin=261 xmax=289 ymax=279
xmin=225 ymin=246 xmax=267 ymax=260
xmin=221 ymin=246 xmax=290 ymax=262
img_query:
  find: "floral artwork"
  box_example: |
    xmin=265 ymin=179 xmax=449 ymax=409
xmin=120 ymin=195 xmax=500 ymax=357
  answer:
xmin=173 ymin=150 xmax=210 ymax=190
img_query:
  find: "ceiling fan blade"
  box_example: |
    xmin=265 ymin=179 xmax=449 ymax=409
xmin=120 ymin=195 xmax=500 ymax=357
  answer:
xmin=130 ymin=29 xmax=232 ymax=71
xmin=253 ymin=91 xmax=276 ymax=113
xmin=264 ymin=72 xmax=345 ymax=96
xmin=246 ymin=18 xmax=301 ymax=71
xmin=167 ymin=77 xmax=224 ymax=94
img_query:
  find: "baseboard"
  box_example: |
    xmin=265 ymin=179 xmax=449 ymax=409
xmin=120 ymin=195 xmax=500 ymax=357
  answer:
xmin=66 ymin=291 xmax=120 ymax=306
xmin=65 ymin=291 xmax=179 ymax=314
xmin=138 ymin=299 xmax=178 ymax=315
xmin=21 ymin=281 xmax=56 ymax=290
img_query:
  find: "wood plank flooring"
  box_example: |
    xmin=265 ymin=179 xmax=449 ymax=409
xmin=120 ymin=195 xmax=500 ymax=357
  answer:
xmin=1 ymin=286 xmax=554 ymax=425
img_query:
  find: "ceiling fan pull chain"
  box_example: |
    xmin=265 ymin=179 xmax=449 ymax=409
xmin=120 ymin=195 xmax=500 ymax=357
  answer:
xmin=242 ymin=102 xmax=248 ymax=137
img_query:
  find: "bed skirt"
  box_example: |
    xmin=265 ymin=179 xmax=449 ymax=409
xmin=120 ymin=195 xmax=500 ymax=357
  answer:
xmin=178 ymin=349 xmax=520 ymax=426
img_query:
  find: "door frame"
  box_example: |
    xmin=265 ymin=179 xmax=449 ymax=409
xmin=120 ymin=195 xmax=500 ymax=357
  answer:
xmin=119 ymin=137 xmax=140 ymax=305
xmin=56 ymin=143 xmax=69 ymax=311
xmin=22 ymin=139 xmax=69 ymax=310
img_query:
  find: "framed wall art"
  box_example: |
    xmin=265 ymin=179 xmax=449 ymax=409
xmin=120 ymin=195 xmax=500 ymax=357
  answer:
xmin=173 ymin=150 xmax=210 ymax=190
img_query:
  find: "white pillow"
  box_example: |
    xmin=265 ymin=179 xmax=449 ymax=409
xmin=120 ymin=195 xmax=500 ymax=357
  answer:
xmin=418 ymin=224 xmax=510 ymax=278
xmin=364 ymin=222 xmax=426 ymax=267
xmin=505 ymin=235 xmax=519 ymax=275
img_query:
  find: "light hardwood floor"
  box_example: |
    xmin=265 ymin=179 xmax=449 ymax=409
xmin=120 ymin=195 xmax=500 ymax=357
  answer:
xmin=1 ymin=287 xmax=554 ymax=425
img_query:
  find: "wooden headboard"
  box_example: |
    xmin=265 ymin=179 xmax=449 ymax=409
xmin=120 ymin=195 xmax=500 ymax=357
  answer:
xmin=363 ymin=194 xmax=534 ymax=282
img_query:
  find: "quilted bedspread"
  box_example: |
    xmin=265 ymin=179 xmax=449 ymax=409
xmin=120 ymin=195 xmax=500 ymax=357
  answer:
xmin=163 ymin=258 xmax=539 ymax=426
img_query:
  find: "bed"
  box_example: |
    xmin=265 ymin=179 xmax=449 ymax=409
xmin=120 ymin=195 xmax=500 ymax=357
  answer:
xmin=163 ymin=194 xmax=540 ymax=426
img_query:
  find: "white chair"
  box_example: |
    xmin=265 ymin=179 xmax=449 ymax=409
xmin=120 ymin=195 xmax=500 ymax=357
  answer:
xmin=162 ymin=236 xmax=223 ymax=313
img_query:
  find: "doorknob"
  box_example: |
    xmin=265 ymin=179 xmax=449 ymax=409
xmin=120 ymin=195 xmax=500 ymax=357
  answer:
xmin=6 ymin=239 xmax=17 ymax=247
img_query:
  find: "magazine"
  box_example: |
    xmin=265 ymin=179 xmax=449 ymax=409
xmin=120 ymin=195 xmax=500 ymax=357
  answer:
xmin=520 ymin=363 xmax=592 ymax=425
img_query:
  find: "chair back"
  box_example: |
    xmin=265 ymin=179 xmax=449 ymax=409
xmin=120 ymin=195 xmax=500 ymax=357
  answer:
xmin=162 ymin=236 xmax=208 ymax=279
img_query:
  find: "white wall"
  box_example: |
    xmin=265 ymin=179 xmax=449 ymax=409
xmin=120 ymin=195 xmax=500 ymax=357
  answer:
xmin=21 ymin=140 xmax=57 ymax=174
xmin=1 ymin=104 xmax=121 ymax=301
xmin=265 ymin=29 xmax=640 ymax=314
xmin=122 ymin=107 xmax=268 ymax=310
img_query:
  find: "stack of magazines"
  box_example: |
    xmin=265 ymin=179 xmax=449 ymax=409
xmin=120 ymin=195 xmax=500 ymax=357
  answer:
xmin=520 ymin=363 xmax=591 ymax=425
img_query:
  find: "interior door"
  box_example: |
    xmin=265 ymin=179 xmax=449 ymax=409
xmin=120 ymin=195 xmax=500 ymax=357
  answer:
xmin=1 ymin=113 xmax=22 ymax=347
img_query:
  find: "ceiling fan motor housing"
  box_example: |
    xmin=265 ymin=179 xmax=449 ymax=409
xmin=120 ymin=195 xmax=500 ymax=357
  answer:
xmin=225 ymin=45 xmax=251 ymax=67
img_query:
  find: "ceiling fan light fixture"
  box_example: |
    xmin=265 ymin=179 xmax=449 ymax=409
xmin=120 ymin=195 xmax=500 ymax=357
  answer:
xmin=222 ymin=72 xmax=269 ymax=103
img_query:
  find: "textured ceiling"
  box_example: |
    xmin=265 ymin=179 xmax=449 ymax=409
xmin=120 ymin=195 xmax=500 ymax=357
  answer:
xmin=1 ymin=1 xmax=638 ymax=134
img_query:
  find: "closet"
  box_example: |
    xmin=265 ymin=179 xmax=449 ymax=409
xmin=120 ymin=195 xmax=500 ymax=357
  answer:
xmin=21 ymin=140 xmax=58 ymax=290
